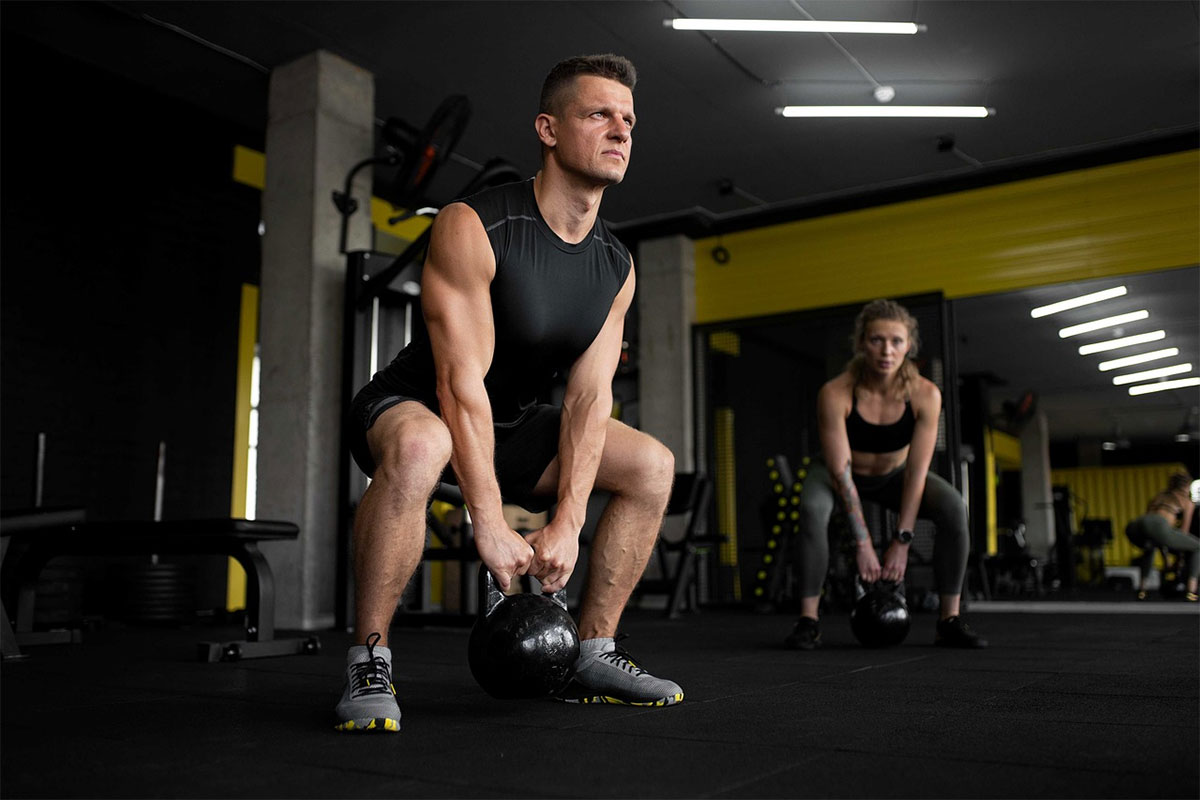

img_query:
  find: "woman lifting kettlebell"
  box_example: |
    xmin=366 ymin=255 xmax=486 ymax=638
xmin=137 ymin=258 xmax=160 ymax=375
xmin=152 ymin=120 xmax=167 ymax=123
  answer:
xmin=784 ymin=299 xmax=987 ymax=650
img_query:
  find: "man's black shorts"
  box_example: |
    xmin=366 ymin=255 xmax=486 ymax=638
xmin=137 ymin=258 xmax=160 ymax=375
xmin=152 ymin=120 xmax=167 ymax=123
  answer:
xmin=348 ymin=380 xmax=561 ymax=513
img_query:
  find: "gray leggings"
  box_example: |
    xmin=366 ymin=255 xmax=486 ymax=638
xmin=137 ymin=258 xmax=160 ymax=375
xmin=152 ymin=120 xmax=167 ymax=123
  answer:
xmin=794 ymin=463 xmax=969 ymax=597
xmin=1126 ymin=514 xmax=1200 ymax=581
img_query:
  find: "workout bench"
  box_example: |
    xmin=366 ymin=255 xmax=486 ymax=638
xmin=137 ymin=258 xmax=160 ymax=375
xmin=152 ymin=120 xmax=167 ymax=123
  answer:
xmin=1 ymin=513 xmax=318 ymax=662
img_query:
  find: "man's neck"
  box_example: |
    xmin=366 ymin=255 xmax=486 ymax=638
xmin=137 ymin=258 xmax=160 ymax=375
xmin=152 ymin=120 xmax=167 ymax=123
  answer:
xmin=532 ymin=166 xmax=606 ymax=244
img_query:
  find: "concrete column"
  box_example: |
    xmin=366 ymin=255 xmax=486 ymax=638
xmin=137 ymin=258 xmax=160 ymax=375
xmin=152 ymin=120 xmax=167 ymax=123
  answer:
xmin=637 ymin=235 xmax=695 ymax=472
xmin=258 ymin=51 xmax=374 ymax=630
xmin=1020 ymin=412 xmax=1057 ymax=560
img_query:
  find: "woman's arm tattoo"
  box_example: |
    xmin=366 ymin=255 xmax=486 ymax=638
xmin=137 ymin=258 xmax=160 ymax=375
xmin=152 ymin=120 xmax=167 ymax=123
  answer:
xmin=834 ymin=462 xmax=871 ymax=543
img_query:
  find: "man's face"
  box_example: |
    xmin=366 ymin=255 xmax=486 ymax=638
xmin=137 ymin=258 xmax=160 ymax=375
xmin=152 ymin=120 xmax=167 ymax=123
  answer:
xmin=543 ymin=75 xmax=635 ymax=186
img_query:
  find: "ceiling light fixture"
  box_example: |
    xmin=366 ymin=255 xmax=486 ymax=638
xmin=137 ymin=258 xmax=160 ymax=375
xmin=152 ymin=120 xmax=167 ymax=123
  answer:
xmin=1030 ymin=286 xmax=1127 ymax=318
xmin=1112 ymin=363 xmax=1193 ymax=385
xmin=1098 ymin=348 xmax=1179 ymax=371
xmin=1128 ymin=377 xmax=1200 ymax=396
xmin=1078 ymin=330 xmax=1166 ymax=355
xmin=666 ymin=19 xmax=924 ymax=34
xmin=777 ymin=106 xmax=993 ymax=118
xmin=1058 ymin=310 xmax=1149 ymax=338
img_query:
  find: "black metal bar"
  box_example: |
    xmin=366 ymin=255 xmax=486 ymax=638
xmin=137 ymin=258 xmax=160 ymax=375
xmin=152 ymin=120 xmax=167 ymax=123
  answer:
xmin=336 ymin=251 xmax=368 ymax=631
xmin=336 ymin=154 xmax=400 ymax=255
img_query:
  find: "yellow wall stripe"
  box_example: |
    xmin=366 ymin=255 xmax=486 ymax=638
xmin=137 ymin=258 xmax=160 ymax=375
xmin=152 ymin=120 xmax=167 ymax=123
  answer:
xmin=1050 ymin=463 xmax=1188 ymax=567
xmin=370 ymin=196 xmax=433 ymax=242
xmin=983 ymin=427 xmax=997 ymax=556
xmin=990 ymin=429 xmax=1022 ymax=471
xmin=694 ymin=150 xmax=1199 ymax=323
xmin=226 ymin=283 xmax=258 ymax=611
xmin=714 ymin=407 xmax=741 ymax=600
xmin=233 ymin=145 xmax=265 ymax=190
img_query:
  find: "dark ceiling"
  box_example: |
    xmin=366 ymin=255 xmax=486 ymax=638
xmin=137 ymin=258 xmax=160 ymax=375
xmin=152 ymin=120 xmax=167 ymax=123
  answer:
xmin=3 ymin=0 xmax=1198 ymax=446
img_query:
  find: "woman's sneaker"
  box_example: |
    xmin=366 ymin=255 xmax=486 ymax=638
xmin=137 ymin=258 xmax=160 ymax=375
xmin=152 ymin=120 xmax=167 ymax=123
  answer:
xmin=783 ymin=617 xmax=822 ymax=650
xmin=934 ymin=615 xmax=989 ymax=649
xmin=555 ymin=637 xmax=683 ymax=706
xmin=334 ymin=632 xmax=401 ymax=732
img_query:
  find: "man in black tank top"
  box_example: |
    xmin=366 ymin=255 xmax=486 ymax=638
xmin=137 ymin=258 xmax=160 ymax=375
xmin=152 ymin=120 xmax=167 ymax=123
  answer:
xmin=335 ymin=55 xmax=683 ymax=733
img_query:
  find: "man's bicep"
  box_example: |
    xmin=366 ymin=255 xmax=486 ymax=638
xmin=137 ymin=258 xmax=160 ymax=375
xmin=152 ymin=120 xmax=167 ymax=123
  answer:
xmin=422 ymin=205 xmax=496 ymax=375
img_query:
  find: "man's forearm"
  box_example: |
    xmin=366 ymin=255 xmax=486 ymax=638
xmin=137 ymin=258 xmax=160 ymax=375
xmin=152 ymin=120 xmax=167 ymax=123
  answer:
xmin=833 ymin=462 xmax=871 ymax=544
xmin=553 ymin=391 xmax=609 ymax=532
xmin=438 ymin=378 xmax=505 ymax=529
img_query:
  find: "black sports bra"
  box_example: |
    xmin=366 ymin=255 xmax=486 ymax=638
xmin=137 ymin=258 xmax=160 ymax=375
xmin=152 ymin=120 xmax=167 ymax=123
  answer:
xmin=845 ymin=391 xmax=916 ymax=453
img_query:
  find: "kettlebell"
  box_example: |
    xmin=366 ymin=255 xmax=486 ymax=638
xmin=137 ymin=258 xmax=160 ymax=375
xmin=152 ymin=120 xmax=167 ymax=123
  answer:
xmin=467 ymin=565 xmax=580 ymax=699
xmin=850 ymin=577 xmax=911 ymax=648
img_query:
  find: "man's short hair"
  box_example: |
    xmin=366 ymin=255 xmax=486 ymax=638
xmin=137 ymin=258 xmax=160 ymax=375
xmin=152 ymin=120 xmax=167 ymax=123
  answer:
xmin=538 ymin=54 xmax=637 ymax=117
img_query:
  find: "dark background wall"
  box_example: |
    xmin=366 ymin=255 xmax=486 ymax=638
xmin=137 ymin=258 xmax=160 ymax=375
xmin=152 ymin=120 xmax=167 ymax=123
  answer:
xmin=1 ymin=32 xmax=265 ymax=613
xmin=1 ymin=31 xmax=263 ymax=520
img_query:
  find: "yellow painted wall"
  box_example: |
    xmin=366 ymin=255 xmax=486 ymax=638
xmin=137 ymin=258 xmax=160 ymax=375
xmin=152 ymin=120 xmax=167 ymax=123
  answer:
xmin=695 ymin=150 xmax=1199 ymax=323
xmin=982 ymin=428 xmax=1023 ymax=555
xmin=1050 ymin=463 xmax=1189 ymax=567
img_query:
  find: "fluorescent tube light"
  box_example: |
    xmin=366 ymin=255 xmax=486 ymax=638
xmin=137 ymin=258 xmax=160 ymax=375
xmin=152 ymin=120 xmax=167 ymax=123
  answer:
xmin=1098 ymin=348 xmax=1179 ymax=371
xmin=667 ymin=19 xmax=922 ymax=34
xmin=1128 ymin=377 xmax=1200 ymax=396
xmin=777 ymin=106 xmax=992 ymax=118
xmin=1078 ymin=330 xmax=1166 ymax=355
xmin=1030 ymin=286 xmax=1127 ymax=318
xmin=1058 ymin=310 xmax=1149 ymax=338
xmin=1112 ymin=363 xmax=1193 ymax=385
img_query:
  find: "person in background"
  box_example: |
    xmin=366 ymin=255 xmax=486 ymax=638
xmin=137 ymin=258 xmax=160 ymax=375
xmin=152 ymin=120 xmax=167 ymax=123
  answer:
xmin=783 ymin=299 xmax=988 ymax=650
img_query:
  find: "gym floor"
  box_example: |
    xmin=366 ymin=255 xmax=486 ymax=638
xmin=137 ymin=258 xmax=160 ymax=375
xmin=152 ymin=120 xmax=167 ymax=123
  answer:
xmin=2 ymin=603 xmax=1197 ymax=799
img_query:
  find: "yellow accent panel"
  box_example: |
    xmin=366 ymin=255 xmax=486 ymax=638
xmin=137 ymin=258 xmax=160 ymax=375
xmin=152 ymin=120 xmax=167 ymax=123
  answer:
xmin=708 ymin=331 xmax=741 ymax=357
xmin=983 ymin=427 xmax=997 ymax=556
xmin=227 ymin=284 xmax=258 ymax=611
xmin=713 ymin=408 xmax=741 ymax=600
xmin=695 ymin=150 xmax=1200 ymax=323
xmin=1050 ymin=463 xmax=1188 ymax=567
xmin=370 ymin=196 xmax=433 ymax=242
xmin=990 ymin=429 xmax=1022 ymax=471
xmin=233 ymin=145 xmax=265 ymax=190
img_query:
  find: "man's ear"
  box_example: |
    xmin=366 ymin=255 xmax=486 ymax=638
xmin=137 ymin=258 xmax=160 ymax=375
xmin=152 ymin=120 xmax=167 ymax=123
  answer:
xmin=534 ymin=113 xmax=556 ymax=148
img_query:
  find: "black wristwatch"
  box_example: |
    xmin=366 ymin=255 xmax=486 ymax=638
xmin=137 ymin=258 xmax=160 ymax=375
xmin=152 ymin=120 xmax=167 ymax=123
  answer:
xmin=895 ymin=529 xmax=914 ymax=545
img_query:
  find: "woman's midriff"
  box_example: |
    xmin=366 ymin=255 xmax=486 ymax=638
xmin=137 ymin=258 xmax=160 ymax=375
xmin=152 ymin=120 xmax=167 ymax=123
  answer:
xmin=851 ymin=446 xmax=909 ymax=477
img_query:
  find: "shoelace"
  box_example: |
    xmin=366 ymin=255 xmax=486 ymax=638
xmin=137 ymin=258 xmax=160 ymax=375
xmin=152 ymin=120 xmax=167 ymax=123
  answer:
xmin=596 ymin=635 xmax=648 ymax=677
xmin=348 ymin=632 xmax=393 ymax=697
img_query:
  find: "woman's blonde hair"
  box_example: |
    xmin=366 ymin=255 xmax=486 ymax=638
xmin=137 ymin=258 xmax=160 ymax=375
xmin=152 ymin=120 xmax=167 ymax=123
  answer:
xmin=1166 ymin=471 xmax=1193 ymax=494
xmin=846 ymin=299 xmax=921 ymax=397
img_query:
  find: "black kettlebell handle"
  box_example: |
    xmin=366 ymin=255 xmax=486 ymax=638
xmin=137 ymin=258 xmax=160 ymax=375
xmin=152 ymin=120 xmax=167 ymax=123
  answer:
xmin=854 ymin=575 xmax=907 ymax=602
xmin=478 ymin=564 xmax=569 ymax=617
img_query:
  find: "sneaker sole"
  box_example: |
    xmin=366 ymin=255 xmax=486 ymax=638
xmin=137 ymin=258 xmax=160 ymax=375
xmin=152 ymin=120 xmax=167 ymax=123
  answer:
xmin=334 ymin=717 xmax=401 ymax=732
xmin=556 ymin=692 xmax=684 ymax=707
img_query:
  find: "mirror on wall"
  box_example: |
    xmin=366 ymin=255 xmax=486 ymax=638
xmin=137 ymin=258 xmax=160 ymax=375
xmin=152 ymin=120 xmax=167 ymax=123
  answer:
xmin=952 ymin=265 xmax=1199 ymax=465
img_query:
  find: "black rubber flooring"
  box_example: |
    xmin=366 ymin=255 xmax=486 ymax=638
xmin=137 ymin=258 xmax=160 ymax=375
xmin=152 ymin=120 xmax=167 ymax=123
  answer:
xmin=2 ymin=606 xmax=1197 ymax=799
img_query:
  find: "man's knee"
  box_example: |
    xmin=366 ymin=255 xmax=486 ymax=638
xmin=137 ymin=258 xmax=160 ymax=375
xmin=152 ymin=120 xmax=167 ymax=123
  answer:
xmin=618 ymin=434 xmax=675 ymax=503
xmin=643 ymin=438 xmax=676 ymax=500
xmin=372 ymin=414 xmax=452 ymax=493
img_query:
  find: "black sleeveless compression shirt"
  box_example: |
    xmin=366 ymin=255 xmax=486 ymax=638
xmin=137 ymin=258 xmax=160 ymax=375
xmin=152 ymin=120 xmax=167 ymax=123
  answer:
xmin=369 ymin=178 xmax=632 ymax=423
xmin=845 ymin=390 xmax=916 ymax=453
